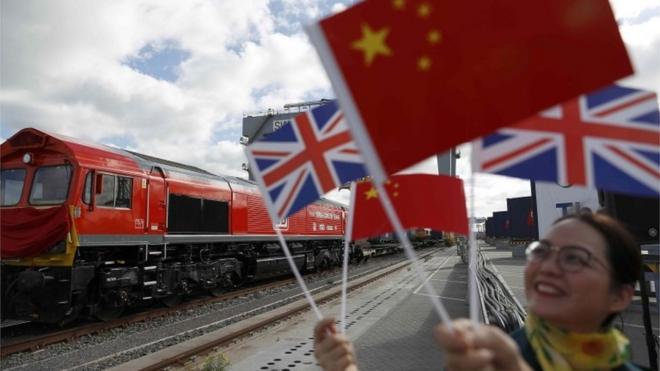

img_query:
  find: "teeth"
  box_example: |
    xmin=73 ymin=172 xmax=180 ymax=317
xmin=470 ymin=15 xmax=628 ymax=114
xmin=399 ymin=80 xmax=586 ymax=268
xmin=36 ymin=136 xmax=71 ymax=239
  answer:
xmin=536 ymin=283 xmax=561 ymax=295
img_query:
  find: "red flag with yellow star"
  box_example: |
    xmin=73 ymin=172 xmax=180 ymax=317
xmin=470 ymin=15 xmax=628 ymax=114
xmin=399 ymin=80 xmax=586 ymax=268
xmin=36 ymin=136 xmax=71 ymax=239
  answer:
xmin=351 ymin=174 xmax=468 ymax=240
xmin=308 ymin=0 xmax=632 ymax=183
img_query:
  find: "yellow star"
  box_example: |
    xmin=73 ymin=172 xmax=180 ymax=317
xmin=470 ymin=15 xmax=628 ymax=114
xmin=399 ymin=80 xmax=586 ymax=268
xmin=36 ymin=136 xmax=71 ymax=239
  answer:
xmin=417 ymin=3 xmax=431 ymax=18
xmin=427 ymin=29 xmax=442 ymax=44
xmin=393 ymin=191 xmax=399 ymax=197
xmin=352 ymin=23 xmax=392 ymax=66
xmin=365 ymin=187 xmax=379 ymax=200
xmin=392 ymin=0 xmax=405 ymax=10
xmin=418 ymin=56 xmax=431 ymax=71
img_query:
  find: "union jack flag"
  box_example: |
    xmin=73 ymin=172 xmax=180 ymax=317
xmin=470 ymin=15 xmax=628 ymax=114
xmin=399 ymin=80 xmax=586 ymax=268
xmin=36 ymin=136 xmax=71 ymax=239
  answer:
xmin=246 ymin=100 xmax=367 ymax=223
xmin=472 ymin=85 xmax=660 ymax=197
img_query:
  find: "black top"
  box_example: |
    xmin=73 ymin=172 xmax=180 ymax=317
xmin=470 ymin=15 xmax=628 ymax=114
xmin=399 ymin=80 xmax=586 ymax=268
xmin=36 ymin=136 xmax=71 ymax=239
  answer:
xmin=509 ymin=328 xmax=646 ymax=371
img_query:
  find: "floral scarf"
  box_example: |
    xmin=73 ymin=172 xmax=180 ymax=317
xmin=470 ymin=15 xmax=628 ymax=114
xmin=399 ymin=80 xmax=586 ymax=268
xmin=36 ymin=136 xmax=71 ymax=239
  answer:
xmin=525 ymin=314 xmax=631 ymax=370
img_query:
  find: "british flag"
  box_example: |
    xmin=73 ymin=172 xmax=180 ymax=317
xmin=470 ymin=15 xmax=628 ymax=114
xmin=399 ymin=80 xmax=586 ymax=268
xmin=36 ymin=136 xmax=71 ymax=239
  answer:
xmin=472 ymin=85 xmax=659 ymax=197
xmin=246 ymin=100 xmax=367 ymax=222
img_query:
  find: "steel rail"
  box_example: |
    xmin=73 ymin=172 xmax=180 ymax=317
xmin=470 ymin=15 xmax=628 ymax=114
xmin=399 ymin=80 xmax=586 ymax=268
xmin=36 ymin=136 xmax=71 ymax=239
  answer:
xmin=0 ymin=250 xmax=409 ymax=358
xmin=0 ymin=276 xmax=299 ymax=357
xmin=124 ymin=250 xmax=438 ymax=371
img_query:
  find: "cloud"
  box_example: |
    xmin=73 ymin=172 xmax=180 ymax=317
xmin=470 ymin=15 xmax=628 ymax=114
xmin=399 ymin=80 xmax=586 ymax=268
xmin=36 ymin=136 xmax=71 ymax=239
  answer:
xmin=1 ymin=0 xmax=656 ymax=220
xmin=0 ymin=0 xmax=332 ymax=179
xmin=610 ymin=0 xmax=660 ymax=21
xmin=617 ymin=16 xmax=660 ymax=93
xmin=331 ymin=3 xmax=348 ymax=13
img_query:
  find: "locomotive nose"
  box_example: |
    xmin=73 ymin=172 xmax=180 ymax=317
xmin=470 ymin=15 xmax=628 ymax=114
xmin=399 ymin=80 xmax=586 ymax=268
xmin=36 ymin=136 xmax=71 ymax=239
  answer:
xmin=16 ymin=270 xmax=46 ymax=292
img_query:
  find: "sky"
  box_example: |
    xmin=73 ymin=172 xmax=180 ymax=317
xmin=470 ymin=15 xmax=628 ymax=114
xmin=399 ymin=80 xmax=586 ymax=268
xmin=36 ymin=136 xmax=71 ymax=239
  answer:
xmin=1 ymin=0 xmax=659 ymax=218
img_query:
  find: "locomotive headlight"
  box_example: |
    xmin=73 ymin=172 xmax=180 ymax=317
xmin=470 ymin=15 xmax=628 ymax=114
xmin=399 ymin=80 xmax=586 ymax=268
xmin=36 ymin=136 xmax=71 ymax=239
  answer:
xmin=22 ymin=152 xmax=34 ymax=164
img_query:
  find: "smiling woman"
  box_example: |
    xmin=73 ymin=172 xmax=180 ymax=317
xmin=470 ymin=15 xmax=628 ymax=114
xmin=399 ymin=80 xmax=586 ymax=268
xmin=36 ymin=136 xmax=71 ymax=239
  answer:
xmin=312 ymin=211 xmax=645 ymax=371
xmin=434 ymin=212 xmax=644 ymax=371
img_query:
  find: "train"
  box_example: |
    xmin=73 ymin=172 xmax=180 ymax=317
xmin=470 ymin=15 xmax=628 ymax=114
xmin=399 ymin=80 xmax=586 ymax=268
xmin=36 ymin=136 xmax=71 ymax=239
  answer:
xmin=1 ymin=128 xmax=356 ymax=325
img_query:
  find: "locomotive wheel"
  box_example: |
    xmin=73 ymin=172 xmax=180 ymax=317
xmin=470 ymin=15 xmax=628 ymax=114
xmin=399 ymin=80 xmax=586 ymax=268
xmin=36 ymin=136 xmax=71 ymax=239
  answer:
xmin=94 ymin=292 xmax=125 ymax=321
xmin=160 ymin=293 xmax=183 ymax=307
xmin=209 ymin=273 xmax=241 ymax=297
xmin=209 ymin=287 xmax=226 ymax=297
xmin=58 ymin=292 xmax=87 ymax=327
xmin=94 ymin=301 xmax=124 ymax=321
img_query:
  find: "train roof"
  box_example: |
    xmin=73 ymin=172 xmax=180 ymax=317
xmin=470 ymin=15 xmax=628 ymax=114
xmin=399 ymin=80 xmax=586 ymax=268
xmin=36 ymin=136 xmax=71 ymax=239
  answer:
xmin=2 ymin=128 xmax=144 ymax=173
xmin=2 ymin=128 xmax=348 ymax=209
xmin=2 ymin=128 xmax=229 ymax=181
xmin=124 ymin=150 xmax=219 ymax=178
xmin=316 ymin=197 xmax=348 ymax=209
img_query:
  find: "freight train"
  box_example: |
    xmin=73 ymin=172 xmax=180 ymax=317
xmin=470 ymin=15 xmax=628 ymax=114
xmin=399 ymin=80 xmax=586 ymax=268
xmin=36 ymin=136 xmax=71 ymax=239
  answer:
xmin=1 ymin=128 xmax=353 ymax=325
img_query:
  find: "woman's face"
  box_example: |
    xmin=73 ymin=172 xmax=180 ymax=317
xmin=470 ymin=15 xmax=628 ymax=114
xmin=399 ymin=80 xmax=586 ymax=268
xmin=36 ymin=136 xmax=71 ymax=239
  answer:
xmin=524 ymin=218 xmax=631 ymax=332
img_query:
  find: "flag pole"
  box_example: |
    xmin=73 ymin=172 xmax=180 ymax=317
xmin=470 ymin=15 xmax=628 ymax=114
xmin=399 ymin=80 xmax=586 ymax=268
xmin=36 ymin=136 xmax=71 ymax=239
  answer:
xmin=372 ymin=180 xmax=452 ymax=326
xmin=468 ymin=171 xmax=480 ymax=322
xmin=244 ymin=146 xmax=323 ymax=319
xmin=274 ymin=228 xmax=323 ymax=320
xmin=340 ymin=182 xmax=357 ymax=334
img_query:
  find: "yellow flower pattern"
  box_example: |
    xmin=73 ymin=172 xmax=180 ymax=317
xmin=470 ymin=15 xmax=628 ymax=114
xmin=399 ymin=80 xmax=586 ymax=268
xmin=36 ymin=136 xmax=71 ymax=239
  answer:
xmin=525 ymin=314 xmax=630 ymax=370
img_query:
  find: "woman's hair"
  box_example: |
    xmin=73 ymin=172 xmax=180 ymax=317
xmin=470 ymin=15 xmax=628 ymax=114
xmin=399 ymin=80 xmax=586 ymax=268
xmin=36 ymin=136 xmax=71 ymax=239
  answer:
xmin=554 ymin=211 xmax=641 ymax=287
xmin=554 ymin=211 xmax=642 ymax=327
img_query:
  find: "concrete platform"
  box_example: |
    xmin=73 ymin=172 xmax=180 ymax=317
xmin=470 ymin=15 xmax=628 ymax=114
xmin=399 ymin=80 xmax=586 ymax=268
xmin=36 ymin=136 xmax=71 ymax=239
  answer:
xmin=218 ymin=244 xmax=657 ymax=370
xmin=224 ymin=247 xmax=463 ymax=371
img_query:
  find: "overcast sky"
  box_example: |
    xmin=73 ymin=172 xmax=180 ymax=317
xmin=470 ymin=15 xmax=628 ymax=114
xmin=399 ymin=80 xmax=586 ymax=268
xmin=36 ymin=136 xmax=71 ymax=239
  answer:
xmin=1 ymin=0 xmax=659 ymax=218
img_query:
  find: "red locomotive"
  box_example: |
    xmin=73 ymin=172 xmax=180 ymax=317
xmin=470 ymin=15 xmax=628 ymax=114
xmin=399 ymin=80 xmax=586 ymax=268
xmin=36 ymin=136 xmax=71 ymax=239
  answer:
xmin=1 ymin=128 xmax=350 ymax=324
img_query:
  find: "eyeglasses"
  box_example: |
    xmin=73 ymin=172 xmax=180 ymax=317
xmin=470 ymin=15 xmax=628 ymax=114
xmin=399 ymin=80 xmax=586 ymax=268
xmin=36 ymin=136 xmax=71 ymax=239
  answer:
xmin=525 ymin=241 xmax=610 ymax=273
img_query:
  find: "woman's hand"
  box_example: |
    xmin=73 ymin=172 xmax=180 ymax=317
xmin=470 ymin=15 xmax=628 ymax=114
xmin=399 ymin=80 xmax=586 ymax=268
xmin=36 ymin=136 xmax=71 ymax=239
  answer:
xmin=434 ymin=319 xmax=531 ymax=371
xmin=314 ymin=318 xmax=358 ymax=371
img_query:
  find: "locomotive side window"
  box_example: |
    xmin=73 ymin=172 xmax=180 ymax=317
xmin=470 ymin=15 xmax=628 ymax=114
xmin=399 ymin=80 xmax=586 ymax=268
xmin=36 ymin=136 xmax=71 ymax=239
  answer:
xmin=1 ymin=168 xmax=26 ymax=206
xmin=116 ymin=176 xmax=132 ymax=208
xmin=96 ymin=173 xmax=132 ymax=209
xmin=97 ymin=175 xmax=115 ymax=207
xmin=29 ymin=165 xmax=72 ymax=205
xmin=82 ymin=172 xmax=91 ymax=204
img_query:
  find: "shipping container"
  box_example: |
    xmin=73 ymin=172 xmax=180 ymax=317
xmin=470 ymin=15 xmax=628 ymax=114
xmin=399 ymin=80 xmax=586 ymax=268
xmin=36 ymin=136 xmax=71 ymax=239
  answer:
xmin=491 ymin=211 xmax=509 ymax=238
xmin=429 ymin=229 xmax=444 ymax=240
xmin=599 ymin=191 xmax=659 ymax=245
xmin=485 ymin=217 xmax=494 ymax=238
xmin=506 ymin=196 xmax=536 ymax=240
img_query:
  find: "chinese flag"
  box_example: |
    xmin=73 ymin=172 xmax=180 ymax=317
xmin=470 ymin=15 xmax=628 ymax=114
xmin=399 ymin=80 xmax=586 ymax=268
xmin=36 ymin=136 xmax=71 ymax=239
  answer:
xmin=308 ymin=0 xmax=632 ymax=183
xmin=351 ymin=174 xmax=468 ymax=240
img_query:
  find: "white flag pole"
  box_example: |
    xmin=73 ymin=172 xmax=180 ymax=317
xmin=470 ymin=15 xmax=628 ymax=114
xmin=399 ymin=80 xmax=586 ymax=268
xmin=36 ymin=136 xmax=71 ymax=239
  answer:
xmin=468 ymin=172 xmax=480 ymax=322
xmin=245 ymin=146 xmax=322 ymax=319
xmin=372 ymin=180 xmax=452 ymax=326
xmin=340 ymin=182 xmax=357 ymax=334
xmin=274 ymin=228 xmax=323 ymax=320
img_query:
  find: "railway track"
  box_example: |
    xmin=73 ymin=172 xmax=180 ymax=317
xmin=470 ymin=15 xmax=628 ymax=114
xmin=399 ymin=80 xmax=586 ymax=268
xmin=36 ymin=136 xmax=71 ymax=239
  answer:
xmin=0 ymin=271 xmax=323 ymax=357
xmin=0 ymin=247 xmax=443 ymax=370
xmin=0 ymin=247 xmax=427 ymax=359
xmin=111 ymin=249 xmax=438 ymax=371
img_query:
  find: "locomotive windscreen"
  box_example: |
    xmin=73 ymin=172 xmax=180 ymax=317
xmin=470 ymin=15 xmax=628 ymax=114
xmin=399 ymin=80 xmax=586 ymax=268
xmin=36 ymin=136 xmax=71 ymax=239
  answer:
xmin=168 ymin=194 xmax=229 ymax=234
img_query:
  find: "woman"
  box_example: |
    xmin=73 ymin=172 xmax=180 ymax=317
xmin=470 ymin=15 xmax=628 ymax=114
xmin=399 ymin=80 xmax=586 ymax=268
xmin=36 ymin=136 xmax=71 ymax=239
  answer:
xmin=436 ymin=212 xmax=642 ymax=370
xmin=314 ymin=212 xmax=643 ymax=370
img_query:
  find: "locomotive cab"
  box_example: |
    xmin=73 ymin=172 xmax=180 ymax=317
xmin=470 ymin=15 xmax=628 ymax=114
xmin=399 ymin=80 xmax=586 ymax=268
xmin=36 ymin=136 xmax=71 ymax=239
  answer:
xmin=1 ymin=129 xmax=85 ymax=323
